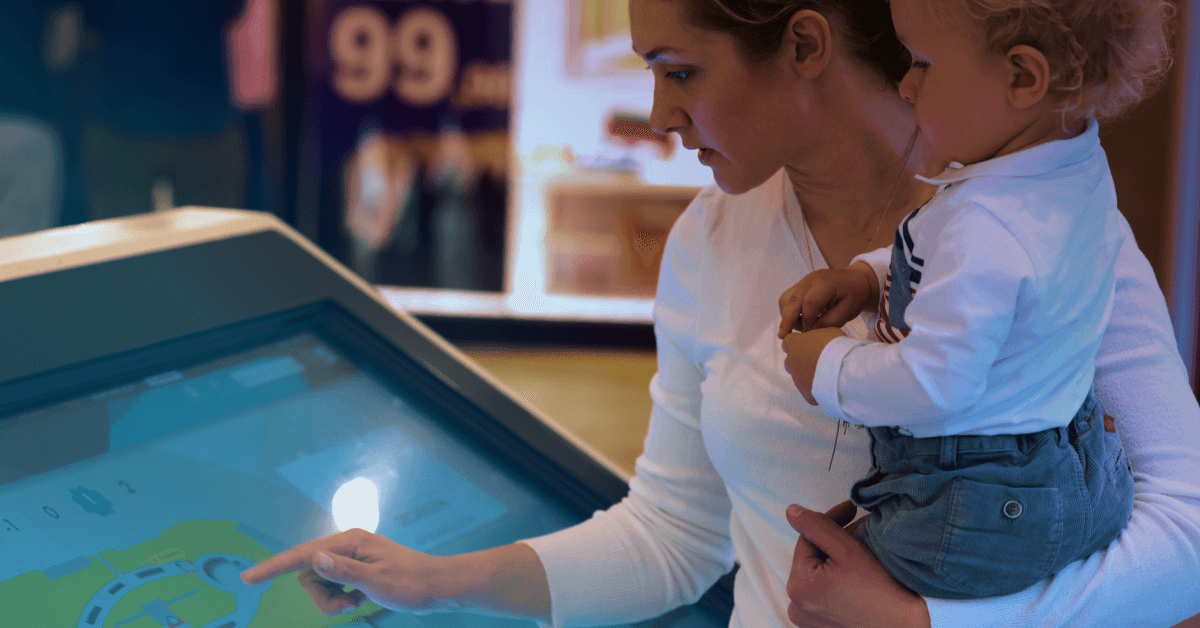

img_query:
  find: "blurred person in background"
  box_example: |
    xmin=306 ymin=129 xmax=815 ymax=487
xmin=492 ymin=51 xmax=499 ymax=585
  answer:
xmin=0 ymin=2 xmax=68 ymax=239
xmin=227 ymin=0 xmax=280 ymax=214
xmin=77 ymin=0 xmax=250 ymax=219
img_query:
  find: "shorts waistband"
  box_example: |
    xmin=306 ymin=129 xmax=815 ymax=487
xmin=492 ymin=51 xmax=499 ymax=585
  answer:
xmin=866 ymin=390 xmax=1097 ymax=470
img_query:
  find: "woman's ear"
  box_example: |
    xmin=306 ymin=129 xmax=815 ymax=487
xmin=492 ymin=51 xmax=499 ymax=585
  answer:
xmin=1005 ymin=45 xmax=1051 ymax=109
xmin=786 ymin=10 xmax=832 ymax=79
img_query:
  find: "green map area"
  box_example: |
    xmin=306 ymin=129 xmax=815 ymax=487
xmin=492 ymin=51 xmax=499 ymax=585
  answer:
xmin=0 ymin=520 xmax=382 ymax=627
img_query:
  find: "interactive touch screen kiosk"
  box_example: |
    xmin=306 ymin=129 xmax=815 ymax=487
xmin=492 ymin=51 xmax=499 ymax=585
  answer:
xmin=0 ymin=209 xmax=733 ymax=628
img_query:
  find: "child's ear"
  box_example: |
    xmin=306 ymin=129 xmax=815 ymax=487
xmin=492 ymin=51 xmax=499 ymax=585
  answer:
xmin=1005 ymin=45 xmax=1051 ymax=109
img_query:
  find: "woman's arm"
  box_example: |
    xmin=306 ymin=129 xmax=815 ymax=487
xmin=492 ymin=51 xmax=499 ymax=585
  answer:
xmin=247 ymin=190 xmax=736 ymax=626
xmin=519 ymin=191 xmax=735 ymax=627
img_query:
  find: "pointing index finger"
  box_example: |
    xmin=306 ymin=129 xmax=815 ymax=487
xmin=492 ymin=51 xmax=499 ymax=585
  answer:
xmin=241 ymin=533 xmax=363 ymax=584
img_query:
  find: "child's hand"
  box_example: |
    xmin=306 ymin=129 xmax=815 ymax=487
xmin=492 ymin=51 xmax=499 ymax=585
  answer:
xmin=777 ymin=263 xmax=879 ymax=339
xmin=782 ymin=327 xmax=848 ymax=405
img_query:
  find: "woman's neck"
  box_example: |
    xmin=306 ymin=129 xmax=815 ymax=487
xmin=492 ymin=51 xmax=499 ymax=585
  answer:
xmin=783 ymin=66 xmax=937 ymax=239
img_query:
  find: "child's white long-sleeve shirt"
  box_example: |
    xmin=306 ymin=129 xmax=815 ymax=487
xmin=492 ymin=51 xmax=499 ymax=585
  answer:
xmin=520 ymin=166 xmax=1200 ymax=628
xmin=813 ymin=120 xmax=1125 ymax=437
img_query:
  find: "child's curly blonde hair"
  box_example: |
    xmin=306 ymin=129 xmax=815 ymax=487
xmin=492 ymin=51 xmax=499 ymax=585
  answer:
xmin=963 ymin=0 xmax=1175 ymax=123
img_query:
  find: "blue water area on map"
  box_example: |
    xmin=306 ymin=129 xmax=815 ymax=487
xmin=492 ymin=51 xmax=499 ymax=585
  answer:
xmin=275 ymin=428 xmax=508 ymax=551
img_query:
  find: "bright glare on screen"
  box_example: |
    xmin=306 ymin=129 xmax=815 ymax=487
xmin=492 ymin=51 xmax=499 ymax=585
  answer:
xmin=332 ymin=477 xmax=380 ymax=533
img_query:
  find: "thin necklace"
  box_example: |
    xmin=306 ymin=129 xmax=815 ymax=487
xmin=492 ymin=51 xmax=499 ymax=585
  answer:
xmin=796 ymin=125 xmax=920 ymax=472
xmin=869 ymin=126 xmax=921 ymax=247
xmin=796 ymin=126 xmax=919 ymax=268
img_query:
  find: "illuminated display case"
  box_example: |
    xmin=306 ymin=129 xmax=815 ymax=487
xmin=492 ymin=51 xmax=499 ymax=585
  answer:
xmin=377 ymin=0 xmax=713 ymax=327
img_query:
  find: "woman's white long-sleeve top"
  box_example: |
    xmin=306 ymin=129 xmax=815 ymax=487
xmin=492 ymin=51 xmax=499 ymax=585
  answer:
xmin=520 ymin=168 xmax=1200 ymax=628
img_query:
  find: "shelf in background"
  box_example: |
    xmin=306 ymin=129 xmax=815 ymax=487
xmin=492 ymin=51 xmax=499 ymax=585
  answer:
xmin=379 ymin=286 xmax=656 ymax=348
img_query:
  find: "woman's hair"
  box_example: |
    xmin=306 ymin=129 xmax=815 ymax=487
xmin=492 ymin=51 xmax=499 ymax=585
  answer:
xmin=676 ymin=0 xmax=1174 ymax=122
xmin=675 ymin=0 xmax=911 ymax=86
xmin=962 ymin=0 xmax=1174 ymax=122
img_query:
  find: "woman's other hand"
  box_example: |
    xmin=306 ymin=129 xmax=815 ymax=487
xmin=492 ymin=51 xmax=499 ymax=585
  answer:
xmin=782 ymin=327 xmax=847 ymax=405
xmin=777 ymin=263 xmax=878 ymax=339
xmin=784 ymin=501 xmax=930 ymax=628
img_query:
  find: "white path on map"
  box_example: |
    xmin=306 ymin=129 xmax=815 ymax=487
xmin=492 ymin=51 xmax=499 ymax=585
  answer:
xmin=77 ymin=553 xmax=272 ymax=628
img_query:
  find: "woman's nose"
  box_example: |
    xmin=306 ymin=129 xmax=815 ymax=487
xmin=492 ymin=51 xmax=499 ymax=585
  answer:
xmin=648 ymin=103 xmax=673 ymax=135
xmin=649 ymin=87 xmax=687 ymax=135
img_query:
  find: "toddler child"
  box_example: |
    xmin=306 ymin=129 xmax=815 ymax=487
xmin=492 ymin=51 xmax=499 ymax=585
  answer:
xmin=776 ymin=0 xmax=1173 ymax=599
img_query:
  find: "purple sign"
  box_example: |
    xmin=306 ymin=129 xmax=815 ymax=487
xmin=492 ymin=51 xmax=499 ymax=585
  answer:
xmin=308 ymin=0 xmax=513 ymax=290
xmin=313 ymin=0 xmax=512 ymax=171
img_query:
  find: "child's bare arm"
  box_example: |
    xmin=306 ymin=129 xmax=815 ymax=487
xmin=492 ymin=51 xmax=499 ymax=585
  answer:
xmin=777 ymin=262 xmax=879 ymax=339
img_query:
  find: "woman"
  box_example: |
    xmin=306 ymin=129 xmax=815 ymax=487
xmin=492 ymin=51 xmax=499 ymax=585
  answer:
xmin=241 ymin=0 xmax=1200 ymax=626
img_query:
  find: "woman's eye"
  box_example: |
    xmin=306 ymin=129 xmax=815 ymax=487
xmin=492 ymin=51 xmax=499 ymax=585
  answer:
xmin=644 ymin=64 xmax=692 ymax=83
xmin=910 ymin=60 xmax=929 ymax=69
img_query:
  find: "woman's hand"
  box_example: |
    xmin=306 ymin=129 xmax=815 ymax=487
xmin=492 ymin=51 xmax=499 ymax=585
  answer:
xmin=785 ymin=501 xmax=931 ymax=628
xmin=782 ymin=327 xmax=847 ymax=405
xmin=240 ymin=529 xmax=552 ymax=621
xmin=239 ymin=528 xmax=456 ymax=616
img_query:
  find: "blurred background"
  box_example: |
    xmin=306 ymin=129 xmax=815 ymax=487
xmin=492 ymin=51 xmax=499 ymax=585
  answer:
xmin=1 ymin=0 xmax=1197 ymax=457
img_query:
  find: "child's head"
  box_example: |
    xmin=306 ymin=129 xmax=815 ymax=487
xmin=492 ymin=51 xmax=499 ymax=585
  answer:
xmin=890 ymin=0 xmax=1173 ymax=164
xmin=959 ymin=0 xmax=1174 ymax=122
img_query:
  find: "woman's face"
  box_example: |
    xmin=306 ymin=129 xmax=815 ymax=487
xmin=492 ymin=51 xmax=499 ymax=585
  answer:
xmin=630 ymin=0 xmax=805 ymax=195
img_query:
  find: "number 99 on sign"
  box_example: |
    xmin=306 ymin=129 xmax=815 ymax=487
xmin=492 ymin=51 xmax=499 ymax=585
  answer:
xmin=330 ymin=5 xmax=505 ymax=108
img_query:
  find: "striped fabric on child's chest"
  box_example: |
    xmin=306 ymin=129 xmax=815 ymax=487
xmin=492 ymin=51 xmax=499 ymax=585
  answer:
xmin=875 ymin=203 xmax=926 ymax=344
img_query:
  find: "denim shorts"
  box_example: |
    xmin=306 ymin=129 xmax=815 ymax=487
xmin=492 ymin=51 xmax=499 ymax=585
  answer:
xmin=850 ymin=388 xmax=1135 ymax=599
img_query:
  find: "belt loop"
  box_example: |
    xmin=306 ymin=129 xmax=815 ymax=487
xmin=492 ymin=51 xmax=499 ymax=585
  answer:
xmin=1074 ymin=391 xmax=1095 ymax=435
xmin=1083 ymin=389 xmax=1098 ymax=426
xmin=939 ymin=435 xmax=957 ymax=468
xmin=867 ymin=427 xmax=881 ymax=471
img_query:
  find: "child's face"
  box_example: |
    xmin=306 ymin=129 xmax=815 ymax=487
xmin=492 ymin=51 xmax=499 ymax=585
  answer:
xmin=890 ymin=0 xmax=1016 ymax=165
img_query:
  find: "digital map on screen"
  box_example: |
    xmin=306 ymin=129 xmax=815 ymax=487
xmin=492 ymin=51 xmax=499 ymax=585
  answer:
xmin=0 ymin=519 xmax=381 ymax=628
